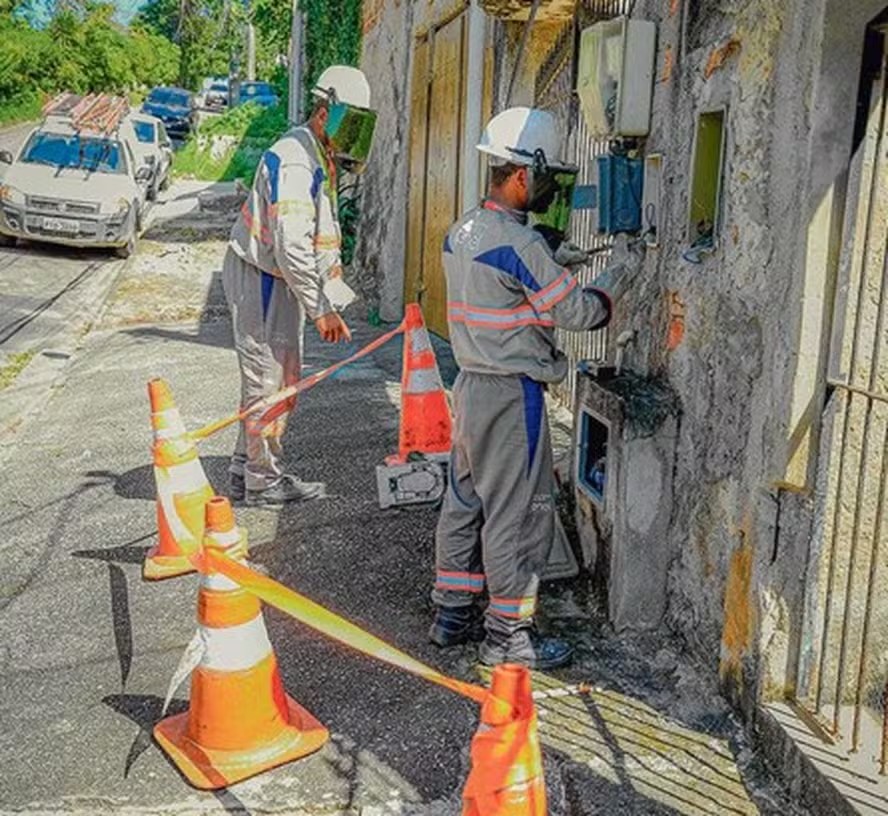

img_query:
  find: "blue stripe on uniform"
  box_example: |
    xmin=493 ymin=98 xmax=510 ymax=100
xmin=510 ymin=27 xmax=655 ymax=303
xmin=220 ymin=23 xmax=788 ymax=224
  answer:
xmin=520 ymin=375 xmax=543 ymax=477
xmin=473 ymin=245 xmax=542 ymax=292
xmin=443 ymin=234 xmax=453 ymax=254
xmin=310 ymin=166 xmax=325 ymax=199
xmin=264 ymin=150 xmax=281 ymax=204
xmin=261 ymin=271 xmax=274 ymax=321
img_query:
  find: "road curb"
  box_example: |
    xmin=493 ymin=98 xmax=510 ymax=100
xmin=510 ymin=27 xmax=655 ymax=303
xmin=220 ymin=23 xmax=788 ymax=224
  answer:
xmin=0 ymin=255 xmax=128 ymax=463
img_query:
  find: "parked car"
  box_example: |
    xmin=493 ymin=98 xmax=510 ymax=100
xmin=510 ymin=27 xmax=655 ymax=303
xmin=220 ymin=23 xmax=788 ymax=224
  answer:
xmin=141 ymin=86 xmax=195 ymax=141
xmin=237 ymin=81 xmax=279 ymax=108
xmin=200 ymin=78 xmax=229 ymax=112
xmin=127 ymin=113 xmax=173 ymax=200
xmin=0 ymin=110 xmax=150 ymax=257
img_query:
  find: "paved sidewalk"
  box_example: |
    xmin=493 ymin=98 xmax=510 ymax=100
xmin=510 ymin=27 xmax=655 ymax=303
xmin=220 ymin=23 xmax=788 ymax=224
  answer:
xmin=0 ymin=238 xmax=804 ymax=815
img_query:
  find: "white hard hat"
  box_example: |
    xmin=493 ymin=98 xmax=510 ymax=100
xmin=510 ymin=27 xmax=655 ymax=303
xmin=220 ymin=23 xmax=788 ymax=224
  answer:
xmin=313 ymin=65 xmax=371 ymax=109
xmin=477 ymin=107 xmax=566 ymax=169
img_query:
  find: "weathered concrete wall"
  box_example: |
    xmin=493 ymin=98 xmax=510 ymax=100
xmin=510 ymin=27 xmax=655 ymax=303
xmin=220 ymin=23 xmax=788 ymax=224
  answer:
xmin=354 ymin=0 xmax=416 ymax=322
xmin=621 ymin=0 xmax=888 ymax=715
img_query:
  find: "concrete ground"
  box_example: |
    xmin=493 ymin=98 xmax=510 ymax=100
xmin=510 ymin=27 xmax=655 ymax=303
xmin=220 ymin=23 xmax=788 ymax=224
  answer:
xmin=0 ymin=183 xmax=808 ymax=815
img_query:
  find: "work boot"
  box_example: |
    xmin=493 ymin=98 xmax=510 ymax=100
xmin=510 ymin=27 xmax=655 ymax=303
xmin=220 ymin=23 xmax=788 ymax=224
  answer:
xmin=429 ymin=606 xmax=485 ymax=647
xmin=479 ymin=628 xmax=574 ymax=671
xmin=245 ymin=474 xmax=327 ymax=508
xmin=229 ymin=473 xmax=245 ymax=502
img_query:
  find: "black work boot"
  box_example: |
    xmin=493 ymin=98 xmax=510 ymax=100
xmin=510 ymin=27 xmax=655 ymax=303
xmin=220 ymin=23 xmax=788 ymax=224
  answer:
xmin=429 ymin=606 xmax=485 ymax=647
xmin=245 ymin=474 xmax=327 ymax=508
xmin=479 ymin=628 xmax=574 ymax=671
xmin=229 ymin=473 xmax=246 ymax=502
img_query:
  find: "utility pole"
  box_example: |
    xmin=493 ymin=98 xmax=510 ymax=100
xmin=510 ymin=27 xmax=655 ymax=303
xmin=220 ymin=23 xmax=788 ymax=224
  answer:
xmin=246 ymin=21 xmax=257 ymax=81
xmin=288 ymin=0 xmax=304 ymax=125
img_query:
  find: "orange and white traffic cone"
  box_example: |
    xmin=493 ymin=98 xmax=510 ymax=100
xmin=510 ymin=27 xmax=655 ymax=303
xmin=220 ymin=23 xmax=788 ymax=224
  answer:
xmin=462 ymin=664 xmax=547 ymax=816
xmin=154 ymin=496 xmax=328 ymax=789
xmin=390 ymin=302 xmax=452 ymax=464
xmin=144 ymin=378 xmax=213 ymax=581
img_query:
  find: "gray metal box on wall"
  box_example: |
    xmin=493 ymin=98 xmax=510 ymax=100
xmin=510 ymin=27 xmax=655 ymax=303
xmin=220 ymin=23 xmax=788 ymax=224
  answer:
xmin=573 ymin=368 xmax=680 ymax=632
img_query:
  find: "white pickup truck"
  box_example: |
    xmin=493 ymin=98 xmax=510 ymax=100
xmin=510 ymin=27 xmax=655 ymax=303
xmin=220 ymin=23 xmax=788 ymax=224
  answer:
xmin=0 ymin=109 xmax=152 ymax=258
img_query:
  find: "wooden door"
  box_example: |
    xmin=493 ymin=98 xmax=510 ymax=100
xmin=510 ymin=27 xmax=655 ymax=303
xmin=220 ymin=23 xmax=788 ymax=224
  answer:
xmin=405 ymin=10 xmax=467 ymax=337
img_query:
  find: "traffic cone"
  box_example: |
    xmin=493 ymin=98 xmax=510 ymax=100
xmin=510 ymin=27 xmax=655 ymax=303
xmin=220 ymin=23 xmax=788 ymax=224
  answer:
xmin=154 ymin=496 xmax=329 ymax=789
xmin=144 ymin=378 xmax=213 ymax=580
xmin=462 ymin=664 xmax=547 ymax=816
xmin=389 ymin=302 xmax=452 ymax=464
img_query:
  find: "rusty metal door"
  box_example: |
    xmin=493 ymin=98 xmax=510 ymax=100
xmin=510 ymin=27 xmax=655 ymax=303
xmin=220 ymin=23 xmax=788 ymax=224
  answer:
xmin=796 ymin=24 xmax=888 ymax=769
xmin=405 ymin=11 xmax=467 ymax=337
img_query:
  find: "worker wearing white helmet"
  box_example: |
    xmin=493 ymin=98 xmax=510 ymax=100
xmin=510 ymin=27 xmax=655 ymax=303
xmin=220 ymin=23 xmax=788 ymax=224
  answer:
xmin=223 ymin=65 xmax=377 ymax=507
xmin=429 ymin=107 xmax=634 ymax=669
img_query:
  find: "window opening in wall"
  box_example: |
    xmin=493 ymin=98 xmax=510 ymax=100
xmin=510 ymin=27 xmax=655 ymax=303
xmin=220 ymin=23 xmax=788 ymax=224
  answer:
xmin=687 ymin=107 xmax=726 ymax=256
xmin=577 ymin=408 xmax=610 ymax=505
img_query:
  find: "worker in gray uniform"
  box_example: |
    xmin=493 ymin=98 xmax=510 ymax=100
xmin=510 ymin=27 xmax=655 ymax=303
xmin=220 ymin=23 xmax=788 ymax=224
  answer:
xmin=223 ymin=66 xmax=377 ymax=508
xmin=430 ymin=107 xmax=635 ymax=669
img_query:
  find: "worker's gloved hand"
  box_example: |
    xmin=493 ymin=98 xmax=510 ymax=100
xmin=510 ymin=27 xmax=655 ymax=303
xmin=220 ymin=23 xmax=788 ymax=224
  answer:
xmin=592 ymin=235 xmax=644 ymax=302
xmin=314 ymin=312 xmax=352 ymax=343
xmin=554 ymin=240 xmax=590 ymax=268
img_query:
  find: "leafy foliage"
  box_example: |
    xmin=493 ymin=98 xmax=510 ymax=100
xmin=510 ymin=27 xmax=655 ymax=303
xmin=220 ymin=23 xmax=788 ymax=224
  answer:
xmin=134 ymin=0 xmax=246 ymax=90
xmin=0 ymin=0 xmax=181 ymax=124
xmin=300 ymin=0 xmax=362 ymax=99
xmin=173 ymin=100 xmax=288 ymax=182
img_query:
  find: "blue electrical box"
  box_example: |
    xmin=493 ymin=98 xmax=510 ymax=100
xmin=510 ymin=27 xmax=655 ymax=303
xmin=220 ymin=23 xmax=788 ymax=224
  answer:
xmin=572 ymin=154 xmax=644 ymax=235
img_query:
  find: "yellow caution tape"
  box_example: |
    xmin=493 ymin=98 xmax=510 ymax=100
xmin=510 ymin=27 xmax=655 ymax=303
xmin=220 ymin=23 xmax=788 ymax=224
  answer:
xmin=203 ymin=550 xmax=489 ymax=705
xmin=190 ymin=323 xmax=405 ymax=443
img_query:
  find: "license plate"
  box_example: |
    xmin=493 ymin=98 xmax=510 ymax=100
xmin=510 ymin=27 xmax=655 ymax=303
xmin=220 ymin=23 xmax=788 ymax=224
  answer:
xmin=43 ymin=217 xmax=79 ymax=233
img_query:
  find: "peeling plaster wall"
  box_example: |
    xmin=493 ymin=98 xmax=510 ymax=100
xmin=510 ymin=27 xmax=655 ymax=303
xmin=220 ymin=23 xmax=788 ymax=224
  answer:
xmin=354 ymin=0 xmax=416 ymax=322
xmin=624 ymin=0 xmax=888 ymax=711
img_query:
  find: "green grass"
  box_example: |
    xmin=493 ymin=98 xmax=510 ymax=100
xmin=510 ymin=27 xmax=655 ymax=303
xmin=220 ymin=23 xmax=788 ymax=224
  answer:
xmin=173 ymin=102 xmax=289 ymax=183
xmin=0 ymin=92 xmax=42 ymax=128
xmin=0 ymin=350 xmax=37 ymax=391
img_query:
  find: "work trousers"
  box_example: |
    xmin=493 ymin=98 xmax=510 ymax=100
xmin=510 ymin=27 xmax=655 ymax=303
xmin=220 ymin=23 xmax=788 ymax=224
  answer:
xmin=221 ymin=247 xmax=304 ymax=491
xmin=433 ymin=372 xmax=556 ymax=638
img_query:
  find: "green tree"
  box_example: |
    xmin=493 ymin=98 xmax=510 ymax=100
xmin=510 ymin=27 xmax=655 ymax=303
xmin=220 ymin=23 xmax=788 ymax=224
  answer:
xmin=300 ymin=0 xmax=361 ymax=98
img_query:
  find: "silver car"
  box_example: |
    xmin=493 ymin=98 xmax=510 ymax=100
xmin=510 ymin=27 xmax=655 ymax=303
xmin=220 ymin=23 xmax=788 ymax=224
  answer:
xmin=0 ymin=116 xmax=151 ymax=258
xmin=128 ymin=113 xmax=173 ymax=200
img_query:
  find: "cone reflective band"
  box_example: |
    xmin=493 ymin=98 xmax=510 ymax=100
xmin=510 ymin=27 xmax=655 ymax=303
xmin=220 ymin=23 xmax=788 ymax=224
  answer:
xmin=154 ymin=497 xmax=328 ymax=789
xmin=325 ymin=102 xmax=377 ymax=168
xmin=145 ymin=379 xmax=212 ymax=580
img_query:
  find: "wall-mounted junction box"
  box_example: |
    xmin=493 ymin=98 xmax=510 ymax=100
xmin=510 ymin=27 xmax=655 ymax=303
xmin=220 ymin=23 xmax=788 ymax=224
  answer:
xmin=642 ymin=153 xmax=662 ymax=247
xmin=571 ymin=154 xmax=644 ymax=235
xmin=576 ymin=17 xmax=657 ymax=140
xmin=573 ymin=367 xmax=679 ymax=632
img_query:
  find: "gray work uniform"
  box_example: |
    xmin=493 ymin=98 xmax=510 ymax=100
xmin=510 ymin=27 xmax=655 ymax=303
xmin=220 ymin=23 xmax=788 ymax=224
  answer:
xmin=433 ymin=202 xmax=611 ymax=637
xmin=223 ymin=126 xmax=341 ymax=490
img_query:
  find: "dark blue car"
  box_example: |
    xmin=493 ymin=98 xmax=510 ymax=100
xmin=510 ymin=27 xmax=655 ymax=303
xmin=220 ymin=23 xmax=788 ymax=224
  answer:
xmin=141 ymin=87 xmax=195 ymax=141
xmin=238 ymin=81 xmax=279 ymax=108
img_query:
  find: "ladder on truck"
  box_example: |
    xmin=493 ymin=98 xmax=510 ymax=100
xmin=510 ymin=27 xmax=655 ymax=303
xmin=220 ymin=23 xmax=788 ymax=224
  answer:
xmin=42 ymin=92 xmax=130 ymax=135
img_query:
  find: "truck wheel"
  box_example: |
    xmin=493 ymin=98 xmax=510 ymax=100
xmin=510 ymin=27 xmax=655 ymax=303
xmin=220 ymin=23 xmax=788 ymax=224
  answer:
xmin=115 ymin=232 xmax=137 ymax=259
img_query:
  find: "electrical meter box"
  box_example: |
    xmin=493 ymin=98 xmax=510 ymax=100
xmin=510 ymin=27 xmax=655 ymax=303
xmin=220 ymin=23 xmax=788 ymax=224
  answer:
xmin=572 ymin=154 xmax=643 ymax=235
xmin=576 ymin=17 xmax=656 ymax=139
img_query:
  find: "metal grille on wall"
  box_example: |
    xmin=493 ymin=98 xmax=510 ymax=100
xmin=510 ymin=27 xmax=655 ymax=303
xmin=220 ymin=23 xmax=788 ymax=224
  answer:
xmin=793 ymin=29 xmax=888 ymax=780
xmin=533 ymin=0 xmax=633 ymax=406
